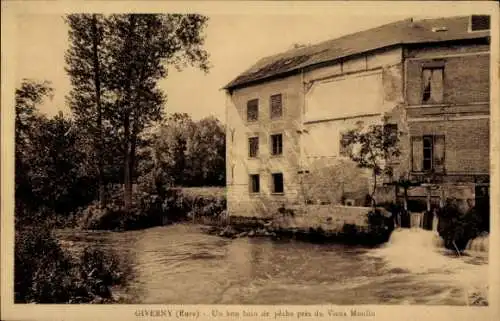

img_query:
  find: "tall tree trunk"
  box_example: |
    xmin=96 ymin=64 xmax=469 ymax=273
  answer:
xmin=371 ymin=170 xmax=377 ymax=208
xmin=128 ymin=112 xmax=138 ymax=202
xmin=91 ymin=14 xmax=106 ymax=208
xmin=122 ymin=14 xmax=137 ymax=213
xmin=127 ymin=17 xmax=152 ymax=196
xmin=124 ymin=112 xmax=131 ymax=212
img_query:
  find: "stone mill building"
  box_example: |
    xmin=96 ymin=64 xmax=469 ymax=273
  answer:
xmin=224 ymin=15 xmax=491 ymax=218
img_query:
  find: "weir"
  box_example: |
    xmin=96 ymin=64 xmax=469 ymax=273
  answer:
xmin=408 ymin=211 xmax=439 ymax=232
xmin=465 ymin=234 xmax=489 ymax=253
xmin=402 ymin=211 xmax=488 ymax=253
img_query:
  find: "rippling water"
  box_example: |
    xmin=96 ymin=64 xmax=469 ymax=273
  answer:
xmin=55 ymin=224 xmax=488 ymax=305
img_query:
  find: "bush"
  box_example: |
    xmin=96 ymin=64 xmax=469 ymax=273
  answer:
xmin=366 ymin=208 xmax=394 ymax=242
xmin=77 ymin=186 xmax=227 ymax=230
xmin=15 ymin=225 xmax=129 ymax=303
xmin=437 ymin=198 xmax=488 ymax=252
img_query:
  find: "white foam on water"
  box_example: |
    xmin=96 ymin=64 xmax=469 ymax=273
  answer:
xmin=370 ymin=228 xmax=449 ymax=274
xmin=368 ymin=228 xmax=489 ymax=304
xmin=465 ymin=234 xmax=489 ymax=253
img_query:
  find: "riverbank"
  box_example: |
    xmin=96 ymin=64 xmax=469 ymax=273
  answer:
xmin=200 ymin=208 xmax=395 ymax=246
xmin=73 ymin=185 xmax=396 ymax=246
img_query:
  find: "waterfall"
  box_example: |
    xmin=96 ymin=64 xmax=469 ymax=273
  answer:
xmin=408 ymin=211 xmax=439 ymax=232
xmin=465 ymin=234 xmax=489 ymax=253
xmin=410 ymin=212 xmax=425 ymax=229
xmin=432 ymin=214 xmax=439 ymax=232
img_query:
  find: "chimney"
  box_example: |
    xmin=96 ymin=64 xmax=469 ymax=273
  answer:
xmin=469 ymin=15 xmax=490 ymax=32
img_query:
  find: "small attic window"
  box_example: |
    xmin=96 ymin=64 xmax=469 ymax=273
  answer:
xmin=470 ymin=15 xmax=490 ymax=32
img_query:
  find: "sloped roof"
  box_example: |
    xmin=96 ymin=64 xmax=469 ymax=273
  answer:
xmin=224 ymin=15 xmax=489 ymax=90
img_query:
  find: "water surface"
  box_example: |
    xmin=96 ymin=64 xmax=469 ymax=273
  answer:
xmin=56 ymin=224 xmax=488 ymax=305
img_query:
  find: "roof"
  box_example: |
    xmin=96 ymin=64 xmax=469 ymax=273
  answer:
xmin=224 ymin=15 xmax=490 ymax=90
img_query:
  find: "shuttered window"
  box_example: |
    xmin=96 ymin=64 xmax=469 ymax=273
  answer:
xmin=411 ymin=136 xmax=423 ymax=172
xmin=433 ymin=135 xmax=445 ymax=173
xmin=270 ymin=94 xmax=283 ymax=119
xmin=247 ymin=99 xmax=258 ymax=122
xmin=339 ymin=132 xmax=353 ymax=157
xmin=422 ymin=68 xmax=444 ymax=104
xmin=423 ymin=136 xmax=433 ymax=171
xmin=271 ymin=134 xmax=283 ymax=155
xmin=248 ymin=136 xmax=259 ymax=158
xmin=411 ymin=135 xmax=445 ymax=173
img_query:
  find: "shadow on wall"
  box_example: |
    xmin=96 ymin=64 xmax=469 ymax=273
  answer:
xmin=301 ymin=158 xmax=370 ymax=206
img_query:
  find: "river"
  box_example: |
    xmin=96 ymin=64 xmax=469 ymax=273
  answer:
xmin=55 ymin=224 xmax=488 ymax=305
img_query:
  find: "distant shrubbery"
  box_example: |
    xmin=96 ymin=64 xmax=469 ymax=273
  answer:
xmin=15 ymin=224 xmax=130 ymax=303
xmin=77 ymin=187 xmax=226 ymax=231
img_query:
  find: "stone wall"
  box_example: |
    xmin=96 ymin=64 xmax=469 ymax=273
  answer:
xmin=408 ymin=118 xmax=489 ymax=174
xmin=405 ymin=43 xmax=489 ymax=106
xmin=226 ymin=74 xmax=303 ymax=217
xmin=272 ymin=205 xmax=371 ymax=232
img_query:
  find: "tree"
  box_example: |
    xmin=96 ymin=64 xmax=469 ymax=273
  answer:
xmin=341 ymin=118 xmax=401 ymax=207
xmin=142 ymin=113 xmax=226 ymax=188
xmin=15 ymin=80 xmax=54 ymax=218
xmin=186 ymin=116 xmax=225 ymax=186
xmin=15 ymin=79 xmax=53 ymax=152
xmin=65 ymin=14 xmax=108 ymax=208
xmin=27 ymin=112 xmax=94 ymax=215
xmin=104 ymin=14 xmax=210 ymax=212
xmin=15 ymin=80 xmax=96 ymax=223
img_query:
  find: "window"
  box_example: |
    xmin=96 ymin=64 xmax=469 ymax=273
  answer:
xmin=423 ymin=136 xmax=433 ymax=171
xmin=411 ymin=135 xmax=445 ymax=172
xmin=247 ymin=99 xmax=258 ymax=122
xmin=271 ymin=134 xmax=283 ymax=155
xmin=384 ymin=124 xmax=398 ymax=136
xmin=272 ymin=173 xmax=284 ymax=194
xmin=422 ymin=67 xmax=444 ymax=104
xmin=249 ymin=174 xmax=260 ymax=193
xmin=270 ymin=94 xmax=283 ymax=119
xmin=384 ymin=124 xmax=399 ymax=156
xmin=470 ymin=15 xmax=490 ymax=31
xmin=339 ymin=132 xmax=353 ymax=157
xmin=248 ymin=136 xmax=259 ymax=158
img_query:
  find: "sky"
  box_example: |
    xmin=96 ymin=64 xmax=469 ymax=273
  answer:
xmin=16 ymin=12 xmax=455 ymax=122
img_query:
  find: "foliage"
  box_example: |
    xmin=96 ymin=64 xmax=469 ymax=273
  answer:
xmin=145 ymin=113 xmax=226 ymax=187
xmin=437 ymin=197 xmax=489 ymax=251
xmin=365 ymin=208 xmax=395 ymax=243
xmin=341 ymin=119 xmax=401 ymax=206
xmin=77 ymin=187 xmax=226 ymax=230
xmin=15 ymin=80 xmax=53 ymax=216
xmin=15 ymin=225 xmax=129 ymax=303
xmin=15 ymin=80 xmax=97 ymax=224
xmin=106 ymin=14 xmax=210 ymax=211
xmin=65 ymin=14 xmax=108 ymax=207
xmin=65 ymin=14 xmax=211 ymax=212
xmin=15 ymin=79 xmax=54 ymax=149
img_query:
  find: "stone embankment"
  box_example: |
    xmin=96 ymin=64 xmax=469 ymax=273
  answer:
xmin=203 ymin=205 xmax=394 ymax=245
